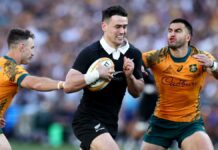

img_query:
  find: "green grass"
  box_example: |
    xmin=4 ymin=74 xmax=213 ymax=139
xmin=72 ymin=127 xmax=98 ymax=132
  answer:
xmin=10 ymin=140 xmax=79 ymax=150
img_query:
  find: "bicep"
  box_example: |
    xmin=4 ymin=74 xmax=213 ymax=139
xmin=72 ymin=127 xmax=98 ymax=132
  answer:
xmin=20 ymin=75 xmax=41 ymax=89
xmin=64 ymin=69 xmax=87 ymax=93
xmin=65 ymin=69 xmax=83 ymax=81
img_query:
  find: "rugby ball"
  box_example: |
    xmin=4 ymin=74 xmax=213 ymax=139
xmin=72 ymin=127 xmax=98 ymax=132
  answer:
xmin=87 ymin=57 xmax=114 ymax=91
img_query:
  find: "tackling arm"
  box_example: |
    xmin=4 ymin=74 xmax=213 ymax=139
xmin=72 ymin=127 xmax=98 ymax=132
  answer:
xmin=21 ymin=75 xmax=64 ymax=91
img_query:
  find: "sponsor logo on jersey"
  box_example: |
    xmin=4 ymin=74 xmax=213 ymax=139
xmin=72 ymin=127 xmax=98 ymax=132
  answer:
xmin=94 ymin=123 xmax=105 ymax=132
xmin=161 ymin=77 xmax=197 ymax=87
xmin=177 ymin=65 xmax=183 ymax=72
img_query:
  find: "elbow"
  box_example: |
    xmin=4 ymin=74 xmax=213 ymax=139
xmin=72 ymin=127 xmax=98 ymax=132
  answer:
xmin=129 ymin=90 xmax=141 ymax=98
xmin=131 ymin=92 xmax=140 ymax=98
xmin=128 ymin=87 xmax=144 ymax=98
xmin=31 ymin=83 xmax=43 ymax=91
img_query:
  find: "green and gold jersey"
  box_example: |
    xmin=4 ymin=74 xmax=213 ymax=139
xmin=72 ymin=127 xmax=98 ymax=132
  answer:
xmin=142 ymin=46 xmax=216 ymax=122
xmin=0 ymin=56 xmax=29 ymax=117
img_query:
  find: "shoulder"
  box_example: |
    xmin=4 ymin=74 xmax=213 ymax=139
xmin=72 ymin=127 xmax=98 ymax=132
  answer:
xmin=128 ymin=44 xmax=142 ymax=60
xmin=142 ymin=47 xmax=169 ymax=67
xmin=191 ymin=46 xmax=216 ymax=60
xmin=129 ymin=44 xmax=141 ymax=54
xmin=143 ymin=47 xmax=169 ymax=59
xmin=75 ymin=41 xmax=100 ymax=61
xmin=191 ymin=46 xmax=211 ymax=54
xmin=81 ymin=41 xmax=101 ymax=54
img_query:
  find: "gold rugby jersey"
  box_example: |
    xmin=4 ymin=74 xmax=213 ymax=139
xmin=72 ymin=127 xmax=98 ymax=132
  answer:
xmin=142 ymin=46 xmax=216 ymax=122
xmin=0 ymin=56 xmax=29 ymax=117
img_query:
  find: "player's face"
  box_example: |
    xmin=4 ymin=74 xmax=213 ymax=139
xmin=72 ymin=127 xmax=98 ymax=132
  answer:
xmin=167 ymin=23 xmax=191 ymax=49
xmin=20 ymin=38 xmax=35 ymax=64
xmin=102 ymin=15 xmax=128 ymax=48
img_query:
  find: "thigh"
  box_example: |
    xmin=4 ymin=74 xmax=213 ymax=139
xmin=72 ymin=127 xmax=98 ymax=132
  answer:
xmin=73 ymin=119 xmax=113 ymax=150
xmin=90 ymin=133 xmax=119 ymax=150
xmin=0 ymin=134 xmax=12 ymax=150
xmin=143 ymin=116 xmax=177 ymax=149
xmin=140 ymin=141 xmax=166 ymax=150
xmin=181 ymin=131 xmax=214 ymax=150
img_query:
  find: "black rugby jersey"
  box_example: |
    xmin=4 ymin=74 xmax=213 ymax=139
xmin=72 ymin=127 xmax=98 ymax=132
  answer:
xmin=72 ymin=41 xmax=142 ymax=131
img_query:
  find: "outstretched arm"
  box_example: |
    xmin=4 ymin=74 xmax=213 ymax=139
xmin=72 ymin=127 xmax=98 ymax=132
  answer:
xmin=21 ymin=76 xmax=64 ymax=91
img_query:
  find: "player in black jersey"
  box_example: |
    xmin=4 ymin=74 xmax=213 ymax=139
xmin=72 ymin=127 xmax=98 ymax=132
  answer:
xmin=63 ymin=5 xmax=144 ymax=150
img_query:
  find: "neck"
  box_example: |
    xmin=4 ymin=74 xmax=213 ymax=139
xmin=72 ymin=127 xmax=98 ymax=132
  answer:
xmin=169 ymin=45 xmax=189 ymax=58
xmin=7 ymin=50 xmax=21 ymax=64
xmin=103 ymin=36 xmax=119 ymax=49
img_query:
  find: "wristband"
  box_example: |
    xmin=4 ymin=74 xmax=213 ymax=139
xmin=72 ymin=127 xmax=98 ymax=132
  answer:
xmin=84 ymin=70 xmax=100 ymax=85
xmin=57 ymin=81 xmax=64 ymax=89
xmin=211 ymin=61 xmax=218 ymax=71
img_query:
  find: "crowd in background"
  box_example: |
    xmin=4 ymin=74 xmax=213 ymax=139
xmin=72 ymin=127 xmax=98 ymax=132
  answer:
xmin=0 ymin=0 xmax=218 ymax=149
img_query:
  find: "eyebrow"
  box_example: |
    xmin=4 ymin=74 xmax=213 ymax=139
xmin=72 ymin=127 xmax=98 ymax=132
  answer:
xmin=168 ymin=27 xmax=182 ymax=31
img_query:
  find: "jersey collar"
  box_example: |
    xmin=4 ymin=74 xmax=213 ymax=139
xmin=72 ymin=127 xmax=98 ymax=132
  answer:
xmin=169 ymin=47 xmax=192 ymax=63
xmin=3 ymin=55 xmax=17 ymax=64
xmin=100 ymin=37 xmax=130 ymax=55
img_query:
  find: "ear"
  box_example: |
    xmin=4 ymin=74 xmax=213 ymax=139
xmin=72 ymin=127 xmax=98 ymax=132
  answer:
xmin=101 ymin=21 xmax=107 ymax=32
xmin=18 ymin=43 xmax=25 ymax=52
xmin=186 ymin=34 xmax=191 ymax=43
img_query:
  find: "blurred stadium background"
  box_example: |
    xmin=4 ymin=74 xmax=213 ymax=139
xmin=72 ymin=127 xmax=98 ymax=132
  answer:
xmin=0 ymin=0 xmax=218 ymax=149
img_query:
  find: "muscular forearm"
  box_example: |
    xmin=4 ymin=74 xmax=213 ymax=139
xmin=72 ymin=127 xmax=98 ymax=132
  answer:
xmin=31 ymin=77 xmax=61 ymax=91
xmin=126 ymin=75 xmax=144 ymax=98
xmin=64 ymin=74 xmax=87 ymax=93
xmin=21 ymin=76 xmax=64 ymax=91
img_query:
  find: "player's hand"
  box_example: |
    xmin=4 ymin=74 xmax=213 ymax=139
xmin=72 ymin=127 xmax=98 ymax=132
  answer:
xmin=0 ymin=117 xmax=6 ymax=128
xmin=193 ymin=54 xmax=213 ymax=68
xmin=123 ymin=56 xmax=134 ymax=78
xmin=97 ymin=65 xmax=115 ymax=81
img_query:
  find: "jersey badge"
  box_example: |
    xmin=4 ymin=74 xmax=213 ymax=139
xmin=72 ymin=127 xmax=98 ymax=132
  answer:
xmin=189 ymin=64 xmax=197 ymax=72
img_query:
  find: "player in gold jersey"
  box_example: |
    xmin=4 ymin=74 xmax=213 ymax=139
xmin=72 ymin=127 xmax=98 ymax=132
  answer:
xmin=0 ymin=29 xmax=65 ymax=150
xmin=140 ymin=18 xmax=216 ymax=150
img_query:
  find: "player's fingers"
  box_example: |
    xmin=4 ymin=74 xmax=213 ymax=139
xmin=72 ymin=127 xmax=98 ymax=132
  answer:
xmin=193 ymin=54 xmax=206 ymax=57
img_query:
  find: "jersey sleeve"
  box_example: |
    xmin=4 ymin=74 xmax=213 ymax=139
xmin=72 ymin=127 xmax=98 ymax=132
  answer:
xmin=14 ymin=65 xmax=29 ymax=86
xmin=4 ymin=63 xmax=29 ymax=86
xmin=142 ymin=50 xmax=158 ymax=68
xmin=133 ymin=49 xmax=143 ymax=79
xmin=73 ymin=48 xmax=94 ymax=74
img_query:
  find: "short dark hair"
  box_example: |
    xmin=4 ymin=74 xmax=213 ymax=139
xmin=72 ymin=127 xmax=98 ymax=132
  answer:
xmin=7 ymin=28 xmax=34 ymax=47
xmin=102 ymin=5 xmax=128 ymax=21
xmin=170 ymin=18 xmax=193 ymax=36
